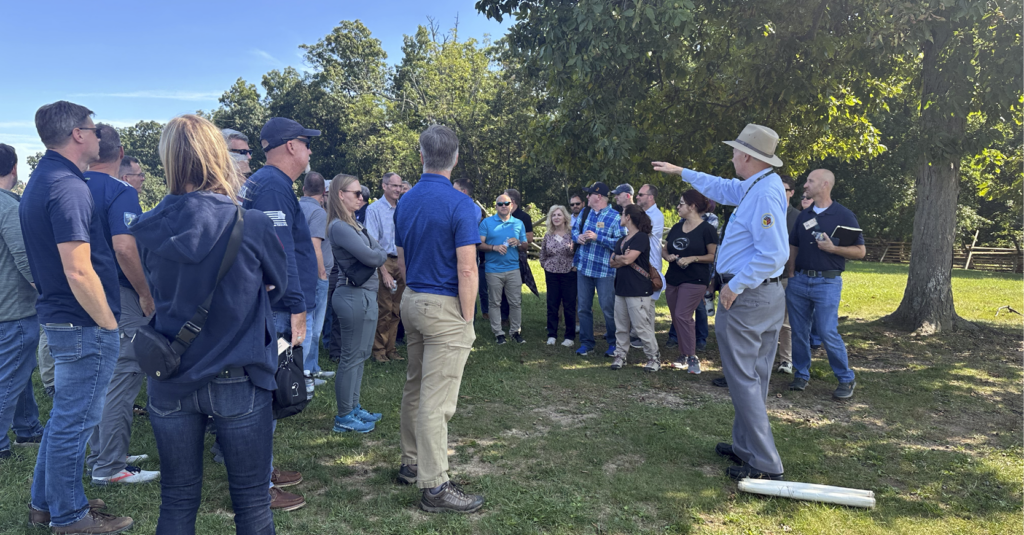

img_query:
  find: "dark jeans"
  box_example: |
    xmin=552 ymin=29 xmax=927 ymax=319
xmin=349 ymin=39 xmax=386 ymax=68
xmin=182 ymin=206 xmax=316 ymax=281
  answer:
xmin=149 ymin=377 xmax=275 ymax=535
xmin=545 ymin=271 xmax=577 ymax=340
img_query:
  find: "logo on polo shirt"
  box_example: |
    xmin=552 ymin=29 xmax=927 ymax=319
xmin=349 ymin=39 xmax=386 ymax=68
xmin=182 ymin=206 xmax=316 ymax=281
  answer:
xmin=761 ymin=214 xmax=774 ymax=228
xmin=264 ymin=211 xmax=288 ymax=227
xmin=124 ymin=212 xmax=139 ymax=227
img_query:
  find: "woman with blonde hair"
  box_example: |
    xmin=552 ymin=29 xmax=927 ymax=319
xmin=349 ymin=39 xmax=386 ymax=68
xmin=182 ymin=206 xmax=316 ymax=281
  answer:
xmin=130 ymin=114 xmax=287 ymax=533
xmin=327 ymin=174 xmax=387 ymax=433
xmin=539 ymin=204 xmax=576 ymax=346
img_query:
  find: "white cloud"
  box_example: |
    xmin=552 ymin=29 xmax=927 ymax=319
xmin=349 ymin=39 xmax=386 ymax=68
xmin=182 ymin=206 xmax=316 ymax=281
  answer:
xmin=252 ymin=49 xmax=283 ymax=65
xmin=0 ymin=121 xmax=35 ymax=128
xmin=69 ymin=90 xmax=221 ymax=101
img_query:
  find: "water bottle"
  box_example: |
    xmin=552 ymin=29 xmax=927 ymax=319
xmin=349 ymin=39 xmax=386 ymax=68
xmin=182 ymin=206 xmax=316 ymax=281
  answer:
xmin=704 ymin=291 xmax=716 ymax=317
xmin=303 ymin=371 xmax=314 ymax=401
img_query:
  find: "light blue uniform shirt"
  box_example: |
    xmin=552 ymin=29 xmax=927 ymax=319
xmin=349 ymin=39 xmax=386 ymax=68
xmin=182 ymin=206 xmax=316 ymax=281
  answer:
xmin=680 ymin=167 xmax=788 ymax=295
xmin=479 ymin=214 xmax=527 ymax=274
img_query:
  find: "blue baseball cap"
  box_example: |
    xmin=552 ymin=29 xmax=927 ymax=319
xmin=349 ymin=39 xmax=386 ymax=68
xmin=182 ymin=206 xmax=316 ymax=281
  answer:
xmin=260 ymin=117 xmax=321 ymax=152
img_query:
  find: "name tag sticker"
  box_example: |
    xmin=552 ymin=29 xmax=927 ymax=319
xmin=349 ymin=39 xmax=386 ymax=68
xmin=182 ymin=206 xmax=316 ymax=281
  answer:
xmin=596 ymin=222 xmax=605 ymax=229
xmin=803 ymin=218 xmax=818 ymax=230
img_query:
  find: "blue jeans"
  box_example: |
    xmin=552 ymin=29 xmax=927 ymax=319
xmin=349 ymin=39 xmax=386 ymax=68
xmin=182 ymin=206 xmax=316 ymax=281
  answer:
xmin=149 ymin=377 xmax=275 ymax=534
xmin=302 ymin=279 xmax=330 ymax=374
xmin=0 ymin=315 xmax=42 ymax=451
xmin=577 ymin=274 xmax=616 ymax=349
xmin=786 ymin=273 xmax=855 ymax=383
xmin=31 ymin=325 xmax=119 ymax=527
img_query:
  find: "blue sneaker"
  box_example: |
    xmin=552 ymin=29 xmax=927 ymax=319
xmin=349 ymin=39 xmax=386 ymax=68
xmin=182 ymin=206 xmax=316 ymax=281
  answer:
xmin=333 ymin=412 xmax=375 ymax=433
xmin=575 ymin=346 xmax=593 ymax=356
xmin=604 ymin=344 xmax=616 ymax=357
xmin=353 ymin=404 xmax=382 ymax=423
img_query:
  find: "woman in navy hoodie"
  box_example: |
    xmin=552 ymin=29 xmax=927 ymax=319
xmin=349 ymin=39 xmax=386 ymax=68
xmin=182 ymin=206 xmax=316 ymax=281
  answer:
xmin=130 ymin=115 xmax=287 ymax=535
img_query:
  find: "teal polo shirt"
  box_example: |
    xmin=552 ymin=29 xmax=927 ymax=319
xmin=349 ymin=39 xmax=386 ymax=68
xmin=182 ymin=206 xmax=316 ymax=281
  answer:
xmin=478 ymin=213 xmax=526 ymax=274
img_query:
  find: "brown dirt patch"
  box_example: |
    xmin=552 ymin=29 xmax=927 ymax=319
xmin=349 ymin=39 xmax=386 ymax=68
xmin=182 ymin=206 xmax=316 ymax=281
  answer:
xmin=603 ymin=454 xmax=644 ymax=476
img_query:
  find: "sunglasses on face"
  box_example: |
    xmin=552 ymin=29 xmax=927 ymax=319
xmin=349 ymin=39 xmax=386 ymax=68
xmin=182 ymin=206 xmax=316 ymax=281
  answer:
xmin=287 ymin=137 xmax=311 ymax=149
xmin=570 ymin=202 xmax=581 ymax=207
xmin=74 ymin=127 xmax=100 ymax=139
xmin=496 ymin=202 xmax=511 ymax=207
xmin=229 ymin=148 xmax=253 ymax=156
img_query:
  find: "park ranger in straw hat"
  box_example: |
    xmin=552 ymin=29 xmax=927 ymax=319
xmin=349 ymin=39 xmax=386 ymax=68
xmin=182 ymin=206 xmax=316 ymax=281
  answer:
xmin=652 ymin=123 xmax=789 ymax=481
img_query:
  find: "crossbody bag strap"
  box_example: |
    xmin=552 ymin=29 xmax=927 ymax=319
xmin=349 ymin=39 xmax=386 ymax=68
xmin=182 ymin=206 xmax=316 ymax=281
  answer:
xmin=170 ymin=206 xmax=246 ymax=355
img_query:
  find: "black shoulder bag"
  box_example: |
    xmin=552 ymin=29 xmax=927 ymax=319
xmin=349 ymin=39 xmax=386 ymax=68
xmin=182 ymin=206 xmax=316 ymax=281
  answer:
xmin=273 ymin=337 xmax=309 ymax=420
xmin=343 ymin=227 xmax=377 ymax=287
xmin=132 ymin=206 xmax=245 ymax=380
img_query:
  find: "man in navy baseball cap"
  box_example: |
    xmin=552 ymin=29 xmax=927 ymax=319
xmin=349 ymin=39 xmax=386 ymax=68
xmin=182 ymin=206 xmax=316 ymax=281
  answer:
xmin=583 ymin=182 xmax=610 ymax=197
xmin=260 ymin=117 xmax=321 ymax=152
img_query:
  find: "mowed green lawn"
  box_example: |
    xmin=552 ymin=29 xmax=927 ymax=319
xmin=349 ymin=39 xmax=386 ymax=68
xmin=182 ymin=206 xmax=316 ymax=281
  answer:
xmin=0 ymin=261 xmax=1020 ymax=534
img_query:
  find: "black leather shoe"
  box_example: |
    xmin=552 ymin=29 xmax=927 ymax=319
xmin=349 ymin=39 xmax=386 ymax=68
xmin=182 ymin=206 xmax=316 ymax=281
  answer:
xmin=714 ymin=443 xmax=743 ymax=465
xmin=726 ymin=463 xmax=784 ymax=481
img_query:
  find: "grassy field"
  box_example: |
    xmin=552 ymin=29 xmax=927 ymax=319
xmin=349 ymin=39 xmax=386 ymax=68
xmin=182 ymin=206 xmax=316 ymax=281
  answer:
xmin=1 ymin=261 xmax=1020 ymax=534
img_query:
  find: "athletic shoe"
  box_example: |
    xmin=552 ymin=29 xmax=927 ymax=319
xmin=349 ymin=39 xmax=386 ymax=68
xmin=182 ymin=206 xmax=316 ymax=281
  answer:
xmin=91 ymin=465 xmax=159 ymax=486
xmin=630 ymin=337 xmax=643 ymax=348
xmin=604 ymin=344 xmax=617 ymax=357
xmin=609 ymin=356 xmax=625 ymax=370
xmin=789 ymin=378 xmax=809 ymax=391
xmin=726 ymin=463 xmax=784 ymax=481
xmin=13 ymin=434 xmax=42 ymax=446
xmin=420 ymin=481 xmax=485 ymax=514
xmin=671 ymin=357 xmax=687 ymax=370
xmin=643 ymin=358 xmax=660 ymax=373
xmin=511 ymin=332 xmax=526 ymax=344
xmin=49 ymin=510 xmax=133 ymax=534
xmin=561 ymin=339 xmax=574 ymax=347
xmin=333 ymin=412 xmax=375 ymax=433
xmin=833 ymin=381 xmax=856 ymax=400
xmin=714 ymin=443 xmax=744 ymax=465
xmin=495 ymin=335 xmax=507 ymax=345
xmin=546 ymin=337 xmax=556 ymax=345
xmin=396 ymin=464 xmax=418 ymax=485
xmin=776 ymin=361 xmax=793 ymax=374
xmin=353 ymin=404 xmax=382 ymax=422
xmin=269 ymin=487 xmax=306 ymax=511
xmin=575 ymin=346 xmax=593 ymax=356
xmin=271 ymin=468 xmax=303 ymax=487
xmin=313 ymin=378 xmax=327 ymax=387
xmin=125 ymin=454 xmax=149 ymax=464
xmin=314 ymin=371 xmax=336 ymax=378
xmin=687 ymin=356 xmax=702 ymax=375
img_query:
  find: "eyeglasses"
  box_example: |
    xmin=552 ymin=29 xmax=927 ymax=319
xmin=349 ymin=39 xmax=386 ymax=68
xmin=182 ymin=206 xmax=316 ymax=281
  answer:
xmin=74 ymin=127 xmax=101 ymax=139
xmin=496 ymin=202 xmax=511 ymax=207
xmin=636 ymin=192 xmax=650 ymax=197
xmin=229 ymin=149 xmax=253 ymax=156
xmin=287 ymin=137 xmax=311 ymax=149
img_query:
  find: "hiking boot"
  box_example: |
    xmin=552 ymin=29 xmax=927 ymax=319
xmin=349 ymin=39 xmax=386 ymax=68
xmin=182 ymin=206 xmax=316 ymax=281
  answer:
xmin=609 ymin=356 xmax=625 ymax=370
xmin=396 ymin=464 xmax=417 ymax=485
xmin=561 ymin=339 xmax=574 ymax=347
xmin=726 ymin=463 xmax=784 ymax=481
xmin=711 ymin=376 xmax=728 ymax=388
xmin=91 ymin=466 xmax=159 ymax=486
xmin=776 ymin=361 xmax=793 ymax=374
xmin=546 ymin=337 xmax=556 ymax=345
xmin=687 ymin=356 xmax=702 ymax=375
xmin=604 ymin=345 xmax=617 ymax=357
xmin=28 ymin=500 xmax=106 ymax=527
xmin=333 ymin=412 xmax=375 ymax=433
xmin=671 ymin=357 xmax=687 ymax=370
xmin=14 ymin=433 xmax=42 ymax=446
xmin=833 ymin=381 xmax=856 ymax=400
xmin=353 ymin=404 xmax=382 ymax=422
xmin=269 ymin=487 xmax=306 ymax=511
xmin=644 ymin=358 xmax=661 ymax=373
xmin=420 ymin=481 xmax=485 ymax=514
xmin=714 ymin=443 xmax=743 ymax=465
xmin=373 ymin=353 xmax=390 ymax=363
xmin=575 ymin=346 xmax=592 ymax=356
xmin=495 ymin=335 xmax=507 ymax=345
xmin=271 ymin=468 xmax=303 ymax=487
xmin=386 ymin=351 xmax=405 ymax=362
xmin=50 ymin=510 xmax=133 ymax=534
xmin=789 ymin=378 xmax=809 ymax=391
xmin=511 ymin=332 xmax=526 ymax=344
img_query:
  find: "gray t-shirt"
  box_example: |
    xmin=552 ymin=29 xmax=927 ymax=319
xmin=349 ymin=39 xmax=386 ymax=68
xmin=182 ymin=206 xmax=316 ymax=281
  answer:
xmin=329 ymin=219 xmax=386 ymax=291
xmin=299 ymin=196 xmax=332 ymax=272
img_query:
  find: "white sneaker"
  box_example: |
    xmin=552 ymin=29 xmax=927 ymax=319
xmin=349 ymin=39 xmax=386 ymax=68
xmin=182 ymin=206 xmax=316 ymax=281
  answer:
xmin=610 ymin=356 xmax=626 ymax=370
xmin=561 ymin=339 xmax=574 ymax=347
xmin=314 ymin=371 xmax=336 ymax=378
xmin=644 ymin=358 xmax=661 ymax=373
xmin=777 ymin=361 xmax=793 ymax=374
xmin=546 ymin=337 xmax=556 ymax=345
xmin=125 ymin=454 xmax=149 ymax=464
xmin=92 ymin=466 xmax=160 ymax=485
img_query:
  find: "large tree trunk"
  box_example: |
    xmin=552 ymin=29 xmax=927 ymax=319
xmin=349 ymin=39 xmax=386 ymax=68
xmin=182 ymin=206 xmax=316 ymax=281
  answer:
xmin=884 ymin=29 xmax=973 ymax=334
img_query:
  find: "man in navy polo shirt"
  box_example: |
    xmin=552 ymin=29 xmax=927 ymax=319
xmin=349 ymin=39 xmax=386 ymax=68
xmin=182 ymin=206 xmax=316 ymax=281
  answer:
xmin=239 ymin=116 xmax=320 ymax=510
xmin=786 ymin=169 xmax=866 ymax=399
xmin=395 ymin=124 xmax=484 ymax=513
xmin=21 ymin=101 xmax=132 ymax=533
xmin=83 ymin=124 xmax=160 ymax=487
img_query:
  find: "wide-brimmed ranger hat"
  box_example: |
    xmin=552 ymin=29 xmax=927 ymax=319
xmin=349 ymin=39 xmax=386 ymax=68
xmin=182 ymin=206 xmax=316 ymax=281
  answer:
xmin=723 ymin=124 xmax=783 ymax=167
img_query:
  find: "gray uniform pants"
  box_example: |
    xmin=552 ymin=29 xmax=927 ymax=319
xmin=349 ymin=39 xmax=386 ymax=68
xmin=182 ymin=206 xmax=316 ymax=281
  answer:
xmin=87 ymin=286 xmax=147 ymax=477
xmin=717 ymin=280 xmax=786 ymax=475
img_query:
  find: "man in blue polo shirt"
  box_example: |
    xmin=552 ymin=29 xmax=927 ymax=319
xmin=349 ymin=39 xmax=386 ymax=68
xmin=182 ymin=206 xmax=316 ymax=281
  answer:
xmin=239 ymin=116 xmax=320 ymax=510
xmin=785 ymin=169 xmax=866 ymax=399
xmin=21 ymin=101 xmax=132 ymax=533
xmin=394 ymin=124 xmax=484 ymax=514
xmin=479 ymin=193 xmax=527 ymax=344
xmin=83 ymin=124 xmax=160 ymax=487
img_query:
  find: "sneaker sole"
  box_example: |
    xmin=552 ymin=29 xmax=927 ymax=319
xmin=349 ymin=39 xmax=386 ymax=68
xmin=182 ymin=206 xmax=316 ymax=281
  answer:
xmin=332 ymin=425 xmax=374 ymax=434
xmin=91 ymin=477 xmax=159 ymax=486
xmin=420 ymin=501 xmax=484 ymax=514
xmin=833 ymin=392 xmax=855 ymax=400
xmin=688 ymin=369 xmax=702 ymax=375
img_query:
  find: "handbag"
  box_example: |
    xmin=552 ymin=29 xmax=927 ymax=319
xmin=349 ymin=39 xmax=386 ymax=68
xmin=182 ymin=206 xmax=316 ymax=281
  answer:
xmin=273 ymin=338 xmax=309 ymax=420
xmin=630 ymin=262 xmax=664 ymax=293
xmin=343 ymin=228 xmax=376 ymax=287
xmin=132 ymin=207 xmax=245 ymax=380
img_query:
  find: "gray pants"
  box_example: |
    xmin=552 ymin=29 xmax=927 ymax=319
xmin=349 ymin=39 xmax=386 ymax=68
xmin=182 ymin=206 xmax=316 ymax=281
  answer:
xmin=777 ymin=278 xmax=792 ymax=363
xmin=333 ymin=285 xmax=378 ymax=416
xmin=485 ymin=270 xmax=521 ymax=336
xmin=716 ymin=281 xmax=786 ymax=475
xmin=613 ymin=296 xmax=659 ymax=361
xmin=37 ymin=329 xmax=54 ymax=393
xmin=87 ymin=286 xmax=147 ymax=478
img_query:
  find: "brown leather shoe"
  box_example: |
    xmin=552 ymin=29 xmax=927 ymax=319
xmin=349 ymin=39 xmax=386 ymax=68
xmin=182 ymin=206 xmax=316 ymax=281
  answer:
xmin=372 ymin=352 xmax=390 ymax=363
xmin=270 ymin=468 xmax=302 ymax=487
xmin=386 ymin=351 xmax=405 ymax=362
xmin=29 ymin=500 xmax=107 ymax=527
xmin=50 ymin=510 xmax=132 ymax=534
xmin=269 ymin=487 xmax=306 ymax=511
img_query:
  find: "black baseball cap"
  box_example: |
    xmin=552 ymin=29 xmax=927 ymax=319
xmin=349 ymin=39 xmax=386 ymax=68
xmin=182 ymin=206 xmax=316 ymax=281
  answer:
xmin=260 ymin=117 xmax=321 ymax=152
xmin=584 ymin=182 xmax=610 ymax=196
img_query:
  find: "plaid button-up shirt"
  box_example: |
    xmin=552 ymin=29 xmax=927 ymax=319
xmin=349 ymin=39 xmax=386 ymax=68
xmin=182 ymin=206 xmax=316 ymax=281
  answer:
xmin=572 ymin=205 xmax=625 ymax=278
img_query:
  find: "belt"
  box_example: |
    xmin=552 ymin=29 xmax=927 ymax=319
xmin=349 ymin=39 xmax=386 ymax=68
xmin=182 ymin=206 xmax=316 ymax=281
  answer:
xmin=217 ymin=367 xmax=247 ymax=379
xmin=798 ymin=269 xmax=842 ymax=278
xmin=717 ymin=273 xmax=782 ymax=287
xmin=387 ymin=254 xmax=398 ymax=259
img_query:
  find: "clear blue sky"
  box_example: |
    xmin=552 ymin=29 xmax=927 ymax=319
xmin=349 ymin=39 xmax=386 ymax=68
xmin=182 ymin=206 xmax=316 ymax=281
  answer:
xmin=0 ymin=0 xmax=510 ymax=179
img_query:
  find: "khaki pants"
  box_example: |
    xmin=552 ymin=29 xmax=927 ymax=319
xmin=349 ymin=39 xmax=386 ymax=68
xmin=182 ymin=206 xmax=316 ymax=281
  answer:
xmin=613 ymin=295 xmax=659 ymax=362
xmin=778 ymin=278 xmax=792 ymax=363
xmin=485 ymin=270 xmax=521 ymax=337
xmin=399 ymin=289 xmax=476 ymax=488
xmin=373 ymin=256 xmax=406 ymax=359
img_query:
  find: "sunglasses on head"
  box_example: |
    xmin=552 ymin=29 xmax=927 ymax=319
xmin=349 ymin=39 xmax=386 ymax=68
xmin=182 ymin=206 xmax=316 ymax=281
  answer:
xmin=496 ymin=202 xmax=511 ymax=207
xmin=229 ymin=148 xmax=253 ymax=156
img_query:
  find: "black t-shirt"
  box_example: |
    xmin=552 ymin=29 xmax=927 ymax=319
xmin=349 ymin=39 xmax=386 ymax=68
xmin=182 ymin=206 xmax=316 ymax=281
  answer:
xmin=613 ymin=232 xmax=652 ymax=297
xmin=664 ymin=220 xmax=718 ymax=287
xmin=511 ymin=207 xmax=533 ymax=234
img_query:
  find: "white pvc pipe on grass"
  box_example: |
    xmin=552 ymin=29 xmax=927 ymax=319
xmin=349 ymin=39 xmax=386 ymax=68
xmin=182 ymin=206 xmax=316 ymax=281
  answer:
xmin=737 ymin=479 xmax=876 ymax=509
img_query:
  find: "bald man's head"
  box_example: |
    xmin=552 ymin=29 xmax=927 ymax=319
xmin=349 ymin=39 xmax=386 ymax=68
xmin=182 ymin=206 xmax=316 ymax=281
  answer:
xmin=803 ymin=168 xmax=836 ymax=203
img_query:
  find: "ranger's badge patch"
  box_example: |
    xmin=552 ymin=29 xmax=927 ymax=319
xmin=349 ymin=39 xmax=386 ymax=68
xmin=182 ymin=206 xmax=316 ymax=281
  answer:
xmin=124 ymin=212 xmax=139 ymax=227
xmin=761 ymin=213 xmax=774 ymax=228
